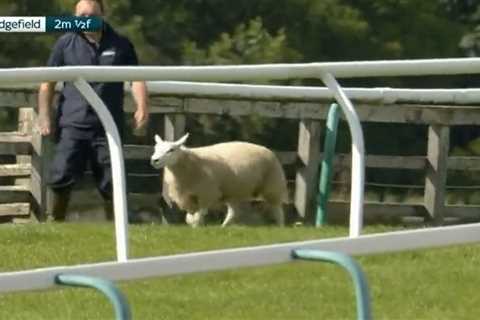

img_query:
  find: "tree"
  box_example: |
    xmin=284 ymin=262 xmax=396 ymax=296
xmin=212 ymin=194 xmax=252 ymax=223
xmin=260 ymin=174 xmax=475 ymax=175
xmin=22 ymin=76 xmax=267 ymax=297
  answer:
xmin=179 ymin=17 xmax=301 ymax=149
xmin=0 ymin=0 xmax=60 ymax=67
xmin=182 ymin=17 xmax=300 ymax=65
xmin=441 ymin=0 xmax=480 ymax=56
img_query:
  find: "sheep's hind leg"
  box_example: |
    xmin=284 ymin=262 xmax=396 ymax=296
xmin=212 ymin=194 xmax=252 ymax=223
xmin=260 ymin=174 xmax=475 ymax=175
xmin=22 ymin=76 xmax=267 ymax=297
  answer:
xmin=263 ymin=194 xmax=285 ymax=226
xmin=186 ymin=209 xmax=208 ymax=228
xmin=271 ymin=205 xmax=285 ymax=226
xmin=222 ymin=203 xmax=242 ymax=227
xmin=263 ymin=202 xmax=285 ymax=226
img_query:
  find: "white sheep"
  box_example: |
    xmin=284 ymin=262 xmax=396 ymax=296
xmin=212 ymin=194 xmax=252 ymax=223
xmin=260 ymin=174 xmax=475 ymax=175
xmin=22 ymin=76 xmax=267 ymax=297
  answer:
xmin=150 ymin=133 xmax=288 ymax=227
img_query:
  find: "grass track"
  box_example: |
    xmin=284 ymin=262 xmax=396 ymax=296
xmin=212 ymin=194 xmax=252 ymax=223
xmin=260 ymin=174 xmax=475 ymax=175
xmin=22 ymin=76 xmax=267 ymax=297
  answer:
xmin=0 ymin=223 xmax=479 ymax=319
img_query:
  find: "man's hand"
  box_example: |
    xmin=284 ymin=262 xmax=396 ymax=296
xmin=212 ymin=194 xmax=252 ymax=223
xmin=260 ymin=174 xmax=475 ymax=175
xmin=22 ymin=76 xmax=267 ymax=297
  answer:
xmin=131 ymin=81 xmax=149 ymax=136
xmin=37 ymin=113 xmax=52 ymax=136
xmin=133 ymin=107 xmax=149 ymax=131
xmin=37 ymin=82 xmax=56 ymax=136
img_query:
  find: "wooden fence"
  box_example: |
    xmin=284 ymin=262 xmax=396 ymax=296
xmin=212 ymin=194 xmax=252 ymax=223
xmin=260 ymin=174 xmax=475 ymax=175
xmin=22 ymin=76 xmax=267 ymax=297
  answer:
xmin=0 ymin=86 xmax=480 ymax=225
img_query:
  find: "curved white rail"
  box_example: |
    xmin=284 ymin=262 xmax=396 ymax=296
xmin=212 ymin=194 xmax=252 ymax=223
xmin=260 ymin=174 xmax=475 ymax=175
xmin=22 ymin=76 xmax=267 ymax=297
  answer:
xmin=0 ymin=58 xmax=479 ymax=260
xmin=74 ymin=79 xmax=129 ymax=262
xmin=321 ymin=72 xmax=365 ymax=236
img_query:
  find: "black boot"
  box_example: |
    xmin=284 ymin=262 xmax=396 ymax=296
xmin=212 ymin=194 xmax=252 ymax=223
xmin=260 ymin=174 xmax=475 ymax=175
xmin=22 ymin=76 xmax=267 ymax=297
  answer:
xmin=104 ymin=200 xmax=114 ymax=221
xmin=51 ymin=189 xmax=71 ymax=222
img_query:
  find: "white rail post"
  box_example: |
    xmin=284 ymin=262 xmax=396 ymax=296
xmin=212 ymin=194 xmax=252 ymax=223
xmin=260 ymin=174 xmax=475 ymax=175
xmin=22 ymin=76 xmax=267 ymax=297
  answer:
xmin=320 ymin=72 xmax=365 ymax=237
xmin=73 ymin=78 xmax=129 ymax=262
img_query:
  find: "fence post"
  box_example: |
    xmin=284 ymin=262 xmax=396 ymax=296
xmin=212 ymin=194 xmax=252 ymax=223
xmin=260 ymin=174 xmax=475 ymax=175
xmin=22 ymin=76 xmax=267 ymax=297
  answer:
xmin=30 ymin=106 xmax=53 ymax=221
xmin=424 ymin=125 xmax=449 ymax=224
xmin=161 ymin=113 xmax=186 ymax=224
xmin=294 ymin=119 xmax=322 ymax=223
xmin=16 ymin=108 xmax=33 ymax=188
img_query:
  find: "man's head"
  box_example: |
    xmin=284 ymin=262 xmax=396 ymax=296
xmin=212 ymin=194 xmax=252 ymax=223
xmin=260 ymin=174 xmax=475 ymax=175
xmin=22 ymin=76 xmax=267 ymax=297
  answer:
xmin=75 ymin=0 xmax=104 ymax=17
xmin=75 ymin=0 xmax=104 ymax=38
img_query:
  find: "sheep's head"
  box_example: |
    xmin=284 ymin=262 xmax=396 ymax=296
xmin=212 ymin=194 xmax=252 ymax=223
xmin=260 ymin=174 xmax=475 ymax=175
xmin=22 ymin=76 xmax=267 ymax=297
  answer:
xmin=150 ymin=133 xmax=189 ymax=169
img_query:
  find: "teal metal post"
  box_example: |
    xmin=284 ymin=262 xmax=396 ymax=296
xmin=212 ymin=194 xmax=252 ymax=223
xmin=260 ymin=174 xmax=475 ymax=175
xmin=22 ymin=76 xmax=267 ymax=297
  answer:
xmin=292 ymin=249 xmax=372 ymax=320
xmin=316 ymin=103 xmax=341 ymax=226
xmin=55 ymin=274 xmax=132 ymax=320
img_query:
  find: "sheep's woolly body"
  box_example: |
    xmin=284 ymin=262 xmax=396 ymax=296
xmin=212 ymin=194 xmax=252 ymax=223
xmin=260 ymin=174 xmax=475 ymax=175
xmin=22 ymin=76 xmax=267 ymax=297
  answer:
xmin=163 ymin=142 xmax=288 ymax=221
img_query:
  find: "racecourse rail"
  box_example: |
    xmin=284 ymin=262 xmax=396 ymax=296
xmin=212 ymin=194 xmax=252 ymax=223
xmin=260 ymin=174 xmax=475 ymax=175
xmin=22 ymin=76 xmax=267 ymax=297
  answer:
xmin=1 ymin=58 xmax=480 ymax=293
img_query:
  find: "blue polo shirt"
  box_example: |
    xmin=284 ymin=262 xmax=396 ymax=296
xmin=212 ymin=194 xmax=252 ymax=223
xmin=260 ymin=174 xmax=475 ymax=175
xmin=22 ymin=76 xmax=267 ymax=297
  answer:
xmin=47 ymin=23 xmax=138 ymax=136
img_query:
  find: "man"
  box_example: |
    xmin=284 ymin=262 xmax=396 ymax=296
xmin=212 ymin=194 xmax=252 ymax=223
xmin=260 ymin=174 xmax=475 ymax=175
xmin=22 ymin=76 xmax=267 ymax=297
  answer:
xmin=37 ymin=0 xmax=149 ymax=221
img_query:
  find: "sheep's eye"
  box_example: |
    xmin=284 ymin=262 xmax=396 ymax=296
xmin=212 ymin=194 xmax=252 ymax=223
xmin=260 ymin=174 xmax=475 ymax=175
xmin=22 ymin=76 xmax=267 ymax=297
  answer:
xmin=166 ymin=149 xmax=173 ymax=154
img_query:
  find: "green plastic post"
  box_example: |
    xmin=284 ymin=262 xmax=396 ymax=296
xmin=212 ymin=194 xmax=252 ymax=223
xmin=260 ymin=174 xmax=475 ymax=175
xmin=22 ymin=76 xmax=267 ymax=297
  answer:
xmin=55 ymin=274 xmax=132 ymax=320
xmin=316 ymin=103 xmax=341 ymax=226
xmin=292 ymin=249 xmax=372 ymax=320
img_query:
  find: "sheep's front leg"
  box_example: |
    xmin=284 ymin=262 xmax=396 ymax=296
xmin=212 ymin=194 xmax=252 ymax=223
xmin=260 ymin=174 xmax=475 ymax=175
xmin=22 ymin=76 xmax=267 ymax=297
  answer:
xmin=185 ymin=209 xmax=208 ymax=228
xmin=222 ymin=203 xmax=242 ymax=227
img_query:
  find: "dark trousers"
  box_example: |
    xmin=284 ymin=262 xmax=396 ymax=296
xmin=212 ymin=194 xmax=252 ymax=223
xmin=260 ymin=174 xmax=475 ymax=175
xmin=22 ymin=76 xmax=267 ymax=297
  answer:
xmin=49 ymin=127 xmax=113 ymax=213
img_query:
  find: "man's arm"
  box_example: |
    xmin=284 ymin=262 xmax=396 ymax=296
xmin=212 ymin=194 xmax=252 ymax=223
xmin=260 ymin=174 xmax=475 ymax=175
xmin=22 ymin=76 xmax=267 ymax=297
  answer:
xmin=131 ymin=80 xmax=149 ymax=132
xmin=122 ymin=38 xmax=148 ymax=133
xmin=37 ymin=82 xmax=56 ymax=136
xmin=39 ymin=35 xmax=65 ymax=136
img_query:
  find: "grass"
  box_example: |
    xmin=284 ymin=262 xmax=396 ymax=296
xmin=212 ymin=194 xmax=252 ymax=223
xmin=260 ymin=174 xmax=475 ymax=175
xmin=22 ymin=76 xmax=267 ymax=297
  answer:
xmin=0 ymin=223 xmax=480 ymax=319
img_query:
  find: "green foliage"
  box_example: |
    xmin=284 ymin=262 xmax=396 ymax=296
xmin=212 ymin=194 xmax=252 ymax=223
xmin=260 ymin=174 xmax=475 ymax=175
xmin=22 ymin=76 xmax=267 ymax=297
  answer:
xmin=348 ymin=0 xmax=465 ymax=59
xmin=182 ymin=17 xmax=300 ymax=65
xmin=181 ymin=17 xmax=300 ymax=149
xmin=0 ymin=0 xmax=59 ymax=67
xmin=0 ymin=0 xmax=477 ymax=186
xmin=441 ymin=0 xmax=480 ymax=56
xmin=0 ymin=0 xmax=468 ymax=67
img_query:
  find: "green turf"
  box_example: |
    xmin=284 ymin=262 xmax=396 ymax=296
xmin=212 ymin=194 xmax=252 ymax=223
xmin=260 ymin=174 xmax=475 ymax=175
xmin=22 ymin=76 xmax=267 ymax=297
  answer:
xmin=0 ymin=223 xmax=479 ymax=319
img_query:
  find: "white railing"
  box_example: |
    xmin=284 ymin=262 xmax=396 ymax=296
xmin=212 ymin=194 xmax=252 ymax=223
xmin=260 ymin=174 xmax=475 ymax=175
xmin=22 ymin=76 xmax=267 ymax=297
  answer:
xmin=145 ymin=82 xmax=480 ymax=104
xmin=2 ymin=221 xmax=480 ymax=293
xmin=3 ymin=58 xmax=480 ymax=82
xmin=2 ymin=58 xmax=480 ymax=262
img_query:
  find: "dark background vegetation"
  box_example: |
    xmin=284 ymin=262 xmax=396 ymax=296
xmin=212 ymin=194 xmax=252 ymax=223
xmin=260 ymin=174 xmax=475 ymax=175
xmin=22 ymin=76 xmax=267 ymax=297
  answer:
xmin=2 ymin=0 xmax=480 ymax=200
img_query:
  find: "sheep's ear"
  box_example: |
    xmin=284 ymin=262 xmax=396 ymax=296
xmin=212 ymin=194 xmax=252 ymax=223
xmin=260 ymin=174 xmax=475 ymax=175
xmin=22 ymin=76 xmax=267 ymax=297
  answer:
xmin=174 ymin=133 xmax=190 ymax=147
xmin=154 ymin=134 xmax=163 ymax=144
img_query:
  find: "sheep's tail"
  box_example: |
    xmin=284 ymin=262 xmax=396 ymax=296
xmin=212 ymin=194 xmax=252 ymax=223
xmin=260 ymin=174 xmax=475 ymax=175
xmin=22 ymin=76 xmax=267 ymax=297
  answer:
xmin=267 ymin=157 xmax=289 ymax=204
xmin=279 ymin=164 xmax=289 ymax=203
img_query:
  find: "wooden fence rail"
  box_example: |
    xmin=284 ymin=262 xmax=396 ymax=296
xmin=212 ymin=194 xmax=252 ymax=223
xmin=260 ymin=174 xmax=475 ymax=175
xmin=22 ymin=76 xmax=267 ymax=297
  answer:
xmin=0 ymin=87 xmax=480 ymax=224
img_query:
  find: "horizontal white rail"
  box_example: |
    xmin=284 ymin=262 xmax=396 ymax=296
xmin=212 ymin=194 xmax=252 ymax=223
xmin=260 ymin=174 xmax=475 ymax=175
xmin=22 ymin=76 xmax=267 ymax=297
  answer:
xmin=1 ymin=222 xmax=480 ymax=293
xmin=1 ymin=58 xmax=480 ymax=83
xmin=145 ymin=82 xmax=480 ymax=104
xmin=4 ymin=83 xmax=480 ymax=105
